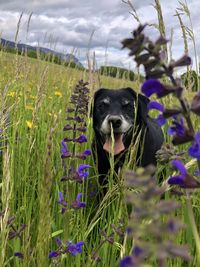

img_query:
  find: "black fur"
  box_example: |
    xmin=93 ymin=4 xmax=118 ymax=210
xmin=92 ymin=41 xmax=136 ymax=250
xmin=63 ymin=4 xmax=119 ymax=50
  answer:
xmin=92 ymin=87 xmax=164 ymax=184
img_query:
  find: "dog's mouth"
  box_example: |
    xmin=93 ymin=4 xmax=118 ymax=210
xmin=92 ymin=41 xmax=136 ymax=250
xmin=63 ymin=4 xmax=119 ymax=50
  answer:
xmin=103 ymin=132 xmax=125 ymax=155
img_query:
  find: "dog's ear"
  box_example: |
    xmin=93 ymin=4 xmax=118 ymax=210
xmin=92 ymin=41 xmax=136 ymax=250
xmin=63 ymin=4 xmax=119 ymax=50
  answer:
xmin=123 ymin=87 xmax=137 ymax=98
xmin=124 ymin=88 xmax=149 ymax=123
xmin=90 ymin=88 xmax=106 ymax=118
xmin=138 ymin=93 xmax=150 ymax=124
xmin=93 ymin=88 xmax=106 ymax=103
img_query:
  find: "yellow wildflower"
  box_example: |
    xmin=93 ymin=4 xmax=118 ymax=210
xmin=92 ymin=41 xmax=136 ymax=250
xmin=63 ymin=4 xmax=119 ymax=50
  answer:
xmin=30 ymin=95 xmax=36 ymax=99
xmin=25 ymin=105 xmax=34 ymax=111
xmin=26 ymin=120 xmax=33 ymax=129
xmin=54 ymin=91 xmax=62 ymax=97
xmin=7 ymin=92 xmax=15 ymax=97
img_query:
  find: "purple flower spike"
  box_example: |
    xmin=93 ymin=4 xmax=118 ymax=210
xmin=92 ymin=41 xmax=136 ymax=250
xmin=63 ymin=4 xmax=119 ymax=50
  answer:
xmin=71 ymin=193 xmax=86 ymax=209
xmin=188 ymin=131 xmax=200 ymax=159
xmin=141 ymin=79 xmax=165 ymax=97
xmin=67 ymin=241 xmax=85 ymax=256
xmin=49 ymin=251 xmax=60 ymax=258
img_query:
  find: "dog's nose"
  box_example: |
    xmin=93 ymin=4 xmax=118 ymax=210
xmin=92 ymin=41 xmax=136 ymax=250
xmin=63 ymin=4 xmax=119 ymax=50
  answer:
xmin=108 ymin=115 xmax=122 ymax=129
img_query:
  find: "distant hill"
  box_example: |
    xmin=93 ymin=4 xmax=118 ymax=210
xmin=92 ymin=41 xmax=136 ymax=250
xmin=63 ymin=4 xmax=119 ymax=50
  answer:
xmin=0 ymin=38 xmax=83 ymax=68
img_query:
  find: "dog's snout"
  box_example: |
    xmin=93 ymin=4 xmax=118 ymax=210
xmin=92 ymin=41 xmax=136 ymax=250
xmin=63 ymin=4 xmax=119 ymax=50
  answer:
xmin=108 ymin=115 xmax=122 ymax=129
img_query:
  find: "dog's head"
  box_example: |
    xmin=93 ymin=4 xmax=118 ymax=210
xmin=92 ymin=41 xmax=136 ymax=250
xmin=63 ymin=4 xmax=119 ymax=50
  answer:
xmin=93 ymin=87 xmax=149 ymax=155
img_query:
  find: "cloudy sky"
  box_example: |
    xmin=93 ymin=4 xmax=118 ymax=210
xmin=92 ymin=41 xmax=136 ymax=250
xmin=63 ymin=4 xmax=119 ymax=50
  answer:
xmin=0 ymin=0 xmax=199 ymax=70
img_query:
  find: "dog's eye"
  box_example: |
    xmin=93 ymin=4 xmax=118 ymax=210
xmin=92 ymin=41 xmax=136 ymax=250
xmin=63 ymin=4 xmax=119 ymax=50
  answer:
xmin=122 ymin=100 xmax=131 ymax=107
xmin=98 ymin=99 xmax=110 ymax=110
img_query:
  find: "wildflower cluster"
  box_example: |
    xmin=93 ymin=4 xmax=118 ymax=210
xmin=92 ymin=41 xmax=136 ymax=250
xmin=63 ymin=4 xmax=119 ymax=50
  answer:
xmin=0 ymin=210 xmax=26 ymax=259
xmin=50 ymin=80 xmax=91 ymax=260
xmin=122 ymin=24 xmax=200 ymax=189
xmin=60 ymin=80 xmax=91 ymax=183
xmin=120 ymin=24 xmax=200 ymax=266
xmin=49 ymin=238 xmax=85 ymax=259
xmin=119 ymin=166 xmax=191 ymax=267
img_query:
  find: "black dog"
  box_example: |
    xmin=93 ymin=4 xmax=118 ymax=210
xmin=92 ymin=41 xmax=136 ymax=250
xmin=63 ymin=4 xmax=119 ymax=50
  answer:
xmin=92 ymin=87 xmax=164 ymax=185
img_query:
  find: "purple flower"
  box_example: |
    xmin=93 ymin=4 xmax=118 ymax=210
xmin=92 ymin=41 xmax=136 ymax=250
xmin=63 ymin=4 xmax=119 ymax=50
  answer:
xmin=71 ymin=193 xmax=86 ymax=209
xmin=168 ymin=117 xmax=185 ymax=136
xmin=48 ymin=251 xmax=60 ymax=258
xmin=168 ymin=117 xmax=193 ymax=145
xmin=132 ymin=246 xmax=143 ymax=257
xmin=58 ymin=192 xmax=67 ymax=214
xmin=76 ymin=150 xmax=92 ymax=160
xmin=191 ymin=91 xmax=200 ymax=116
xmin=78 ymin=164 xmax=90 ymax=179
xmin=60 ymin=140 xmax=72 ymax=158
xmin=120 ymin=256 xmax=134 ymax=267
xmin=168 ymin=159 xmax=200 ymax=188
xmin=142 ymin=79 xmax=164 ymax=97
xmin=14 ymin=252 xmax=24 ymax=258
xmin=148 ymin=101 xmax=164 ymax=112
xmin=83 ymin=149 xmax=92 ymax=157
xmin=76 ymin=135 xmax=87 ymax=143
xmin=147 ymin=101 xmax=166 ymax=126
xmin=67 ymin=241 xmax=85 ymax=256
xmin=188 ymin=131 xmax=200 ymax=159
xmin=141 ymin=79 xmax=182 ymax=98
xmin=168 ymin=160 xmax=187 ymax=187
xmin=194 ymin=170 xmax=200 ymax=176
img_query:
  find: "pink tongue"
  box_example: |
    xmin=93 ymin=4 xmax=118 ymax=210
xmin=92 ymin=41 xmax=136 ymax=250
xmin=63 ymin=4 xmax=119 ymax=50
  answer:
xmin=103 ymin=133 xmax=125 ymax=155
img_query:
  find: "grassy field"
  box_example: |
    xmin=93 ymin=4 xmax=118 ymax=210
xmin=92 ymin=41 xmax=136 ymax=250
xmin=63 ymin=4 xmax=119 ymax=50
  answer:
xmin=0 ymin=45 xmax=200 ymax=267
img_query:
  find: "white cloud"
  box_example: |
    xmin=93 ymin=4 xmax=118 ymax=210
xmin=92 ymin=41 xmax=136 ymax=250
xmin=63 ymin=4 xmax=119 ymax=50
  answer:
xmin=0 ymin=0 xmax=199 ymax=70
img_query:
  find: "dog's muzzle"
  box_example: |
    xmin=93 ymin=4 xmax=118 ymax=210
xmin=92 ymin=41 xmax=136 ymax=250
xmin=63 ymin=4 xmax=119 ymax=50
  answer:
xmin=100 ymin=115 xmax=131 ymax=155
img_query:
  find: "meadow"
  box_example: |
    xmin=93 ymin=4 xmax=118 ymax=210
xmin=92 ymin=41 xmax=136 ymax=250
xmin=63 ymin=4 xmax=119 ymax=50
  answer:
xmin=1 ymin=1 xmax=200 ymax=266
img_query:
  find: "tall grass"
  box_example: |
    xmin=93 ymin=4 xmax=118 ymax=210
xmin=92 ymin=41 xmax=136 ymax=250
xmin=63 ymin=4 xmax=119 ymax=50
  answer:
xmin=0 ymin=2 xmax=200 ymax=266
